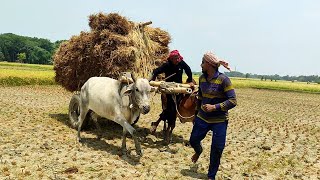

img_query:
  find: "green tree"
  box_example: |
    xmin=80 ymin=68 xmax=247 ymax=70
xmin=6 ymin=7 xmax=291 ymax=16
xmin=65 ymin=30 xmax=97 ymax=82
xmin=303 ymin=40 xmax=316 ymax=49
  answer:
xmin=0 ymin=33 xmax=60 ymax=64
xmin=17 ymin=52 xmax=26 ymax=63
xmin=245 ymin=73 xmax=250 ymax=79
xmin=29 ymin=47 xmax=51 ymax=64
xmin=224 ymin=71 xmax=245 ymax=78
xmin=54 ymin=40 xmax=67 ymax=49
xmin=0 ymin=51 xmax=4 ymax=61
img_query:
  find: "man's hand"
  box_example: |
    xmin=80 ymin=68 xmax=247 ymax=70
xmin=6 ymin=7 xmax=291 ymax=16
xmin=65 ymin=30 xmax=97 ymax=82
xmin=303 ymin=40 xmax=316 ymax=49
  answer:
xmin=202 ymin=104 xmax=216 ymax=112
xmin=188 ymin=82 xmax=195 ymax=90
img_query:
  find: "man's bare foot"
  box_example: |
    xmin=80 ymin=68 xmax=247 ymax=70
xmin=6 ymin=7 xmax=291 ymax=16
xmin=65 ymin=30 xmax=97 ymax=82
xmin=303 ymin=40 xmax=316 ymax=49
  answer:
xmin=191 ymin=153 xmax=200 ymax=163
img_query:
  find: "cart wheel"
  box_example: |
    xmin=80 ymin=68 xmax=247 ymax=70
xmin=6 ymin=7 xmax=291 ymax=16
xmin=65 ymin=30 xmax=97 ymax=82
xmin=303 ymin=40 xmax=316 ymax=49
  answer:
xmin=131 ymin=115 xmax=140 ymax=126
xmin=68 ymin=93 xmax=90 ymax=130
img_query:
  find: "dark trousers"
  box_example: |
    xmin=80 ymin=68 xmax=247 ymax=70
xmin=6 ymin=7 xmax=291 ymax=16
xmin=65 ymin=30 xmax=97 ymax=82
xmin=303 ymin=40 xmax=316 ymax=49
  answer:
xmin=189 ymin=117 xmax=228 ymax=179
xmin=159 ymin=94 xmax=182 ymax=127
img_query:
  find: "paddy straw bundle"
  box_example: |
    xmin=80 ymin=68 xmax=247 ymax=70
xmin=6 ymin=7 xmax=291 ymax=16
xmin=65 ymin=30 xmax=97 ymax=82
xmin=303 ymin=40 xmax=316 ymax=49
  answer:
xmin=53 ymin=13 xmax=171 ymax=92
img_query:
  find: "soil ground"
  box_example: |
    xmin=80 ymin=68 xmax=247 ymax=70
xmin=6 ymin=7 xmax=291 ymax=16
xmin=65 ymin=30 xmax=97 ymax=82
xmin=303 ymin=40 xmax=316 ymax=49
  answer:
xmin=0 ymin=86 xmax=319 ymax=179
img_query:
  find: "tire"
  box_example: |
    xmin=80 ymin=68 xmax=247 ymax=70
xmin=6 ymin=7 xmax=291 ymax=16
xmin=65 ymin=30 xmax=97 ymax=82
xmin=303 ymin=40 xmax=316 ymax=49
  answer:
xmin=68 ymin=93 xmax=90 ymax=130
xmin=131 ymin=115 xmax=140 ymax=126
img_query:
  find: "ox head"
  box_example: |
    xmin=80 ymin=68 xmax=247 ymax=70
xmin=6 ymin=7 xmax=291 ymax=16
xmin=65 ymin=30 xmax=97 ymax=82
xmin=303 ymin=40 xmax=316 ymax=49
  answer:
xmin=125 ymin=77 xmax=152 ymax=114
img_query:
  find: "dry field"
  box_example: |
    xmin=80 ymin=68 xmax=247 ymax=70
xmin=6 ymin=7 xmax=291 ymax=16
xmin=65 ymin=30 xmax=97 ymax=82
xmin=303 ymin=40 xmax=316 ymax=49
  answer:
xmin=0 ymin=86 xmax=319 ymax=179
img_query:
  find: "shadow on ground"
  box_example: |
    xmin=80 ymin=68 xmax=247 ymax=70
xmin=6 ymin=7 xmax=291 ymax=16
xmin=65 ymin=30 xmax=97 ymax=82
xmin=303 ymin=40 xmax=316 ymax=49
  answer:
xmin=49 ymin=113 xmax=189 ymax=162
xmin=181 ymin=164 xmax=207 ymax=179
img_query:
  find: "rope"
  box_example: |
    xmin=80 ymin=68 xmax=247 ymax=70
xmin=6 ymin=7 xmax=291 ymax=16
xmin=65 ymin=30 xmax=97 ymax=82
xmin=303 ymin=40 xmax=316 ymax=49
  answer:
xmin=172 ymin=93 xmax=196 ymax=120
xmin=151 ymin=75 xmax=196 ymax=119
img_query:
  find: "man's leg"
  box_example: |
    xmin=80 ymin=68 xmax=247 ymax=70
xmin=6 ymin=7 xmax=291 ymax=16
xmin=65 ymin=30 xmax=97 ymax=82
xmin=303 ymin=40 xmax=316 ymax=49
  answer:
xmin=151 ymin=94 xmax=168 ymax=134
xmin=165 ymin=94 xmax=176 ymax=143
xmin=208 ymin=121 xmax=228 ymax=179
xmin=150 ymin=111 xmax=166 ymax=134
xmin=189 ymin=117 xmax=210 ymax=163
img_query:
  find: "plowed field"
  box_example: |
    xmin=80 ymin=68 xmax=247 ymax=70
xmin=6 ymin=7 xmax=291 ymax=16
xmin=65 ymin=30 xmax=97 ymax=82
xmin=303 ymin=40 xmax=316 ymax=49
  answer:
xmin=0 ymin=86 xmax=319 ymax=179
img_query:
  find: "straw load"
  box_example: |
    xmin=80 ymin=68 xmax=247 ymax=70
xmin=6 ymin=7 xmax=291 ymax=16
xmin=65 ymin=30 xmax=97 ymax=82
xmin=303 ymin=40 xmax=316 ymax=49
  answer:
xmin=53 ymin=13 xmax=171 ymax=92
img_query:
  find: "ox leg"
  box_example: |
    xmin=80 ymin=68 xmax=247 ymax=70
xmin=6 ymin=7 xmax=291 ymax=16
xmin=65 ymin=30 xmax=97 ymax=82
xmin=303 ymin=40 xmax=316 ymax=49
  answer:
xmin=165 ymin=117 xmax=176 ymax=144
xmin=116 ymin=115 xmax=142 ymax=156
xmin=163 ymin=120 xmax=167 ymax=139
xmin=91 ymin=112 xmax=102 ymax=140
xmin=165 ymin=125 xmax=175 ymax=144
xmin=77 ymin=106 xmax=89 ymax=142
xmin=125 ymin=121 xmax=142 ymax=156
xmin=121 ymin=128 xmax=128 ymax=155
xmin=132 ymin=130 xmax=142 ymax=156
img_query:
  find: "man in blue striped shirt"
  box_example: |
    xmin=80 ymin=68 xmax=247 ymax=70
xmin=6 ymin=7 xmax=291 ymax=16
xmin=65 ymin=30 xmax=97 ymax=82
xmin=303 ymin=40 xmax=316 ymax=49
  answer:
xmin=189 ymin=52 xmax=237 ymax=180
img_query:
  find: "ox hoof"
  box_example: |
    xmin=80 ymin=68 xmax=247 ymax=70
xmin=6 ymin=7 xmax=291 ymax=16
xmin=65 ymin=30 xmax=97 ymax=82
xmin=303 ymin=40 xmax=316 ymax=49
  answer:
xmin=136 ymin=149 xmax=143 ymax=156
xmin=164 ymin=136 xmax=172 ymax=145
xmin=121 ymin=149 xmax=128 ymax=156
xmin=97 ymin=135 xmax=102 ymax=140
xmin=77 ymin=137 xmax=83 ymax=143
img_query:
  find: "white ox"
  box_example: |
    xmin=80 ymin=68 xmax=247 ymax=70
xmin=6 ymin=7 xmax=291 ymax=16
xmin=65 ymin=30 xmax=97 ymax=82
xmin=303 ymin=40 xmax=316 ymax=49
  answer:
xmin=77 ymin=76 xmax=152 ymax=156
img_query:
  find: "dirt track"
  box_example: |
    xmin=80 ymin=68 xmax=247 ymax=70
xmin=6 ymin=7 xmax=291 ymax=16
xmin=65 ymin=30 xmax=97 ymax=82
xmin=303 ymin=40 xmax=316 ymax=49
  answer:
xmin=0 ymin=86 xmax=319 ymax=179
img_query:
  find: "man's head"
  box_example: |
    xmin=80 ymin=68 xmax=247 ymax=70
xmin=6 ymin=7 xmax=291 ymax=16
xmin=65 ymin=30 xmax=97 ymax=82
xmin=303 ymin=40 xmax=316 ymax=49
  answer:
xmin=201 ymin=52 xmax=231 ymax=73
xmin=168 ymin=50 xmax=183 ymax=65
xmin=201 ymin=58 xmax=216 ymax=73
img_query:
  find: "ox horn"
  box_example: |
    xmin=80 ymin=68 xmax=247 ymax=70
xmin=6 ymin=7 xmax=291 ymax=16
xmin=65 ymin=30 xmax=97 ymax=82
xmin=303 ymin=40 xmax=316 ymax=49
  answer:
xmin=131 ymin=73 xmax=137 ymax=82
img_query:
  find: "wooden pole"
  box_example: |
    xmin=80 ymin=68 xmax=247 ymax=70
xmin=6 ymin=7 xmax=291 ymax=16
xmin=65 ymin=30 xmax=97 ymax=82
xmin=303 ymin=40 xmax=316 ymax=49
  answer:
xmin=139 ymin=21 xmax=152 ymax=28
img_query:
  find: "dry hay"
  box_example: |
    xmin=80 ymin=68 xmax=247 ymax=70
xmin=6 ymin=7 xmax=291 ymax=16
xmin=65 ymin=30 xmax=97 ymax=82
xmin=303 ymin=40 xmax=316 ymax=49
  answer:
xmin=53 ymin=12 xmax=171 ymax=92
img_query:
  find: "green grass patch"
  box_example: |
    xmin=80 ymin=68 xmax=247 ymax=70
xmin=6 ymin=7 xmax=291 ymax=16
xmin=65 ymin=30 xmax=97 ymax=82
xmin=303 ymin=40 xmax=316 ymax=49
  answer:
xmin=0 ymin=76 xmax=56 ymax=86
xmin=231 ymin=77 xmax=320 ymax=94
xmin=0 ymin=62 xmax=55 ymax=86
xmin=0 ymin=61 xmax=53 ymax=71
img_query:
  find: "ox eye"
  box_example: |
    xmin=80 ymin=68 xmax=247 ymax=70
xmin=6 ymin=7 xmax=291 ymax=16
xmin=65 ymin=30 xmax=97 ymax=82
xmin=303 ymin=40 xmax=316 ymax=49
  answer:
xmin=135 ymin=88 xmax=139 ymax=92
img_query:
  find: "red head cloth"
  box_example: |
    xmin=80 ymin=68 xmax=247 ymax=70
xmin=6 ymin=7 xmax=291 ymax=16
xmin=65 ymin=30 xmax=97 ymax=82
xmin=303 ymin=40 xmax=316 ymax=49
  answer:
xmin=168 ymin=50 xmax=183 ymax=62
xmin=203 ymin=52 xmax=232 ymax=71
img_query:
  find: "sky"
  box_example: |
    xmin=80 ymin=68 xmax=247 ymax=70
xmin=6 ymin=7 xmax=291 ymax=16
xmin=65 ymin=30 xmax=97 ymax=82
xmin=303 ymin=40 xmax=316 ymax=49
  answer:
xmin=1 ymin=0 xmax=320 ymax=76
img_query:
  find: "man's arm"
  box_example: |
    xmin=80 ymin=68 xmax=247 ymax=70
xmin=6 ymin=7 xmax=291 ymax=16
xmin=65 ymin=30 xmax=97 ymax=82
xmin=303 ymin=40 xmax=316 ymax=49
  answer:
xmin=150 ymin=63 xmax=168 ymax=81
xmin=215 ymin=77 xmax=237 ymax=111
xmin=181 ymin=61 xmax=193 ymax=83
xmin=195 ymin=75 xmax=203 ymax=115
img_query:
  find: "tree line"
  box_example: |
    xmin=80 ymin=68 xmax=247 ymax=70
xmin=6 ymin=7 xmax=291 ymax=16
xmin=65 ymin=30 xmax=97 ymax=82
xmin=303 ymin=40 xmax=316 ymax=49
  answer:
xmin=193 ymin=71 xmax=320 ymax=83
xmin=224 ymin=71 xmax=320 ymax=84
xmin=0 ymin=33 xmax=65 ymax=64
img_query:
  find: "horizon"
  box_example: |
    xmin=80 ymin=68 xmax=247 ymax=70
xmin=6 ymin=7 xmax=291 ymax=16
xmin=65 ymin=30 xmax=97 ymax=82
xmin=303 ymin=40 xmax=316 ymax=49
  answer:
xmin=1 ymin=59 xmax=317 ymax=78
xmin=1 ymin=0 xmax=320 ymax=76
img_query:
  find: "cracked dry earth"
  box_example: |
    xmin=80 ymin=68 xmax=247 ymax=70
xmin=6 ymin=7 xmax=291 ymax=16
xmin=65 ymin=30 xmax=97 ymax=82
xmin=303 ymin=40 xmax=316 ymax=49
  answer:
xmin=0 ymin=86 xmax=319 ymax=179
